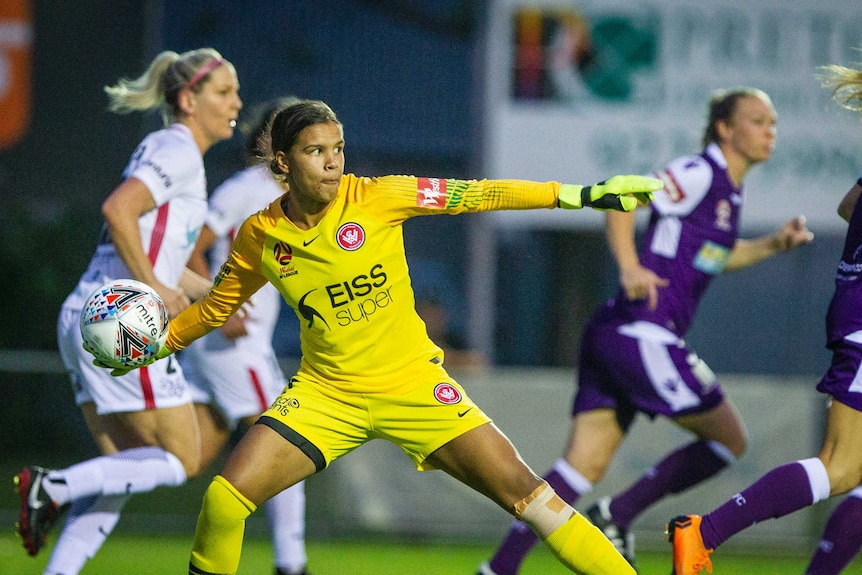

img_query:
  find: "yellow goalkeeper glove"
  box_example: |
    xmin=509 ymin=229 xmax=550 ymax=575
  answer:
xmin=558 ymin=175 xmax=663 ymax=212
xmin=89 ymin=344 xmax=173 ymax=377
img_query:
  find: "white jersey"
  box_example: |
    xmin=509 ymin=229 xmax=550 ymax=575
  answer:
xmin=58 ymin=123 xmax=207 ymax=414
xmin=182 ymin=165 xmax=288 ymax=426
xmin=62 ymin=123 xmax=208 ymax=312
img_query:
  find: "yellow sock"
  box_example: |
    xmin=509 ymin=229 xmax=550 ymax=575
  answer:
xmin=189 ymin=475 xmax=257 ymax=575
xmin=544 ymin=512 xmax=636 ymax=575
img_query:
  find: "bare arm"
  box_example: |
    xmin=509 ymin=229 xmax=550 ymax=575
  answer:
xmin=606 ymin=209 xmax=668 ymax=310
xmin=725 ymin=216 xmax=814 ymax=272
xmin=181 ymin=223 xmax=219 ymax=301
xmin=186 ymin=224 xmax=218 ymax=278
xmin=179 ymin=268 xmax=214 ymax=301
xmin=101 ymin=177 xmax=191 ymax=317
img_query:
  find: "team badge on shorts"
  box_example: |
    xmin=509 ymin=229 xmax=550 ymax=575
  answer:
xmin=336 ymin=222 xmax=365 ymax=251
xmin=434 ymin=383 xmax=462 ymax=404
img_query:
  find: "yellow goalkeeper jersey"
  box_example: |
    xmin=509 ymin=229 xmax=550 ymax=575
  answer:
xmin=167 ymin=173 xmax=560 ymax=392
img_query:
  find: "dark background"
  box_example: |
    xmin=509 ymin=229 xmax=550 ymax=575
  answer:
xmin=0 ymin=2 xmax=844 ymax=550
xmin=0 ymin=0 xmax=837 ymax=388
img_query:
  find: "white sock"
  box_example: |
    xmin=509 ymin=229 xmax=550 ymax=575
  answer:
xmin=44 ymin=446 xmax=186 ymax=505
xmin=267 ymin=481 xmax=308 ymax=572
xmin=43 ymin=493 xmax=130 ymax=575
xmin=552 ymin=458 xmax=593 ymax=495
xmin=799 ymin=457 xmax=831 ymax=504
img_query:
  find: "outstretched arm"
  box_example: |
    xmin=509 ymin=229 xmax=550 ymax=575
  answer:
xmin=725 ymin=216 xmax=814 ymax=272
xmin=558 ymin=175 xmax=661 ymax=212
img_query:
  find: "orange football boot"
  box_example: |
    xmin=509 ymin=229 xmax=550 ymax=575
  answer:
xmin=666 ymin=515 xmax=713 ymax=575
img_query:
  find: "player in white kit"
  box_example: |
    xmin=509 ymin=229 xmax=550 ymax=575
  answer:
xmin=182 ymin=98 xmax=310 ymax=575
xmin=14 ymin=48 xmax=241 ymax=575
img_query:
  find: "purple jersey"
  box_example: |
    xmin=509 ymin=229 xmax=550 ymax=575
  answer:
xmin=603 ymin=143 xmax=742 ymax=336
xmin=824 ymin=176 xmax=862 ymax=346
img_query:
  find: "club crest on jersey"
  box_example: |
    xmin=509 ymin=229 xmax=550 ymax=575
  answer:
xmin=417 ymin=177 xmax=447 ymax=208
xmin=434 ymin=383 xmax=462 ymax=405
xmin=336 ymin=222 xmax=365 ymax=251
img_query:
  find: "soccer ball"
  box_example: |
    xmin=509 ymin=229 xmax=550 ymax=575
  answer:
xmin=80 ymin=279 xmax=169 ymax=370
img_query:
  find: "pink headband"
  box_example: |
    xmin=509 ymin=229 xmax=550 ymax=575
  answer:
xmin=186 ymin=57 xmax=225 ymax=89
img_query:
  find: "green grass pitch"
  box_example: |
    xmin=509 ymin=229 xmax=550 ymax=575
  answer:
xmin=2 ymin=530 xmax=854 ymax=574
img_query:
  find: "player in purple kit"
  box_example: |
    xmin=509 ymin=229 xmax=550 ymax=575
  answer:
xmin=806 ymin=487 xmax=862 ymax=574
xmin=668 ymin=64 xmax=862 ymax=575
xmin=479 ymin=87 xmax=814 ymax=575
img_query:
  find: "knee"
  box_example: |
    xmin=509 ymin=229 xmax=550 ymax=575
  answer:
xmin=726 ymin=433 xmax=748 ymax=459
xmin=157 ymin=434 xmax=204 ymax=479
xmin=173 ymin=451 xmax=203 ymax=479
xmin=825 ymin=463 xmax=862 ymax=496
xmin=580 ymin=464 xmax=609 ymax=485
xmin=563 ymin=438 xmax=613 ymax=483
xmin=714 ymin=424 xmax=748 ymax=459
xmin=563 ymin=453 xmax=609 ymax=484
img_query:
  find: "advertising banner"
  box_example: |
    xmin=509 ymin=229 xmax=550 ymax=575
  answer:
xmin=483 ymin=0 xmax=862 ymax=231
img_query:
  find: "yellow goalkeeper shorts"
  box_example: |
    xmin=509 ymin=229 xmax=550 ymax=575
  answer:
xmin=258 ymin=364 xmax=491 ymax=471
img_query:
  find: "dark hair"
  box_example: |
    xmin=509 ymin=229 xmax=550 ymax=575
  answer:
xmin=701 ymin=87 xmax=773 ymax=148
xmin=267 ymin=100 xmax=341 ymax=181
xmin=239 ymin=96 xmax=300 ymax=163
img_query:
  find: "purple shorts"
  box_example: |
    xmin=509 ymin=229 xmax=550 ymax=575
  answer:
xmin=817 ymin=339 xmax=862 ymax=411
xmin=573 ymin=318 xmax=725 ymax=431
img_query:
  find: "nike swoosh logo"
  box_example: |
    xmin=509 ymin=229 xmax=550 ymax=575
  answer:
xmin=458 ymin=408 xmax=473 ymax=418
xmin=303 ymin=235 xmax=320 ymax=247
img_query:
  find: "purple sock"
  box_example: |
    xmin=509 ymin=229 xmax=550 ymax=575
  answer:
xmin=700 ymin=462 xmax=815 ymax=550
xmin=805 ymin=493 xmax=862 ymax=575
xmin=609 ymin=441 xmax=728 ymax=530
xmin=487 ymin=467 xmax=582 ymax=575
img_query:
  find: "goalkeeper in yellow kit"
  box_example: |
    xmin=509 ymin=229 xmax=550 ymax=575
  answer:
xmin=116 ymin=99 xmax=662 ymax=575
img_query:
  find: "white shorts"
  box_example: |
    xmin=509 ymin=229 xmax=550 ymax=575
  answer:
xmin=181 ymin=335 xmax=287 ymax=429
xmin=57 ymin=306 xmax=192 ymax=414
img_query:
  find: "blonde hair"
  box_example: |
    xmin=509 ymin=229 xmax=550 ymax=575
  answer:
xmin=820 ymin=62 xmax=862 ymax=114
xmin=104 ymin=47 xmax=231 ymax=126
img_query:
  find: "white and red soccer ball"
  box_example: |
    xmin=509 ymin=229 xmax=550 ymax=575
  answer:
xmin=80 ymin=279 xmax=169 ymax=370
